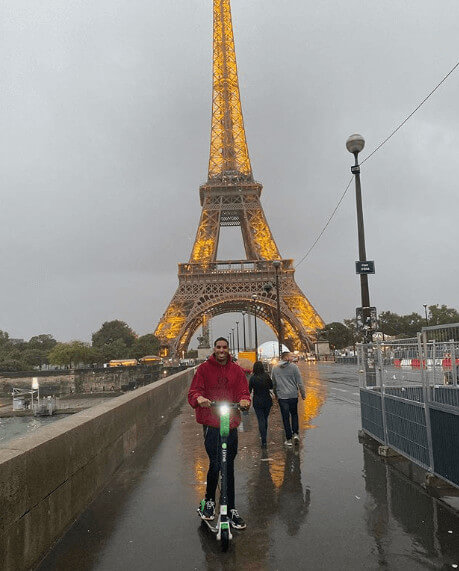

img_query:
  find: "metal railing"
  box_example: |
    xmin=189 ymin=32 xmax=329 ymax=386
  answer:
xmin=358 ymin=325 xmax=459 ymax=488
xmin=178 ymin=259 xmax=294 ymax=275
xmin=422 ymin=322 xmax=459 ymax=342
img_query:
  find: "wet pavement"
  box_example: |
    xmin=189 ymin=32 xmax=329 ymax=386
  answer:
xmin=38 ymin=363 xmax=459 ymax=570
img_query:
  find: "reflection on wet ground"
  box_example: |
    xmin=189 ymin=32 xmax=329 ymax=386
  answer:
xmin=39 ymin=363 xmax=459 ymax=570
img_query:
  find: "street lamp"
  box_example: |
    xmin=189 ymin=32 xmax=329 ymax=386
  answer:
xmin=423 ymin=304 xmax=429 ymax=327
xmin=231 ymin=328 xmax=235 ymax=356
xmin=235 ymin=321 xmax=240 ymax=353
xmin=252 ymin=293 xmax=259 ymax=360
xmin=273 ymin=260 xmax=283 ymax=358
xmin=241 ymin=311 xmax=247 ymax=350
xmin=263 ymin=279 xmax=281 ymax=358
xmin=32 ymin=377 xmax=39 ymax=412
xmin=346 ymin=134 xmax=372 ymax=343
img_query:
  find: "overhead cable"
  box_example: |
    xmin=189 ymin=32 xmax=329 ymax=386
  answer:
xmin=295 ymin=177 xmax=353 ymax=268
xmin=295 ymin=59 xmax=459 ymax=269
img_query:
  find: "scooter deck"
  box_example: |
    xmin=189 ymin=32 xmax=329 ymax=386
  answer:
xmin=197 ymin=509 xmax=218 ymax=533
xmin=200 ymin=518 xmax=219 ymax=533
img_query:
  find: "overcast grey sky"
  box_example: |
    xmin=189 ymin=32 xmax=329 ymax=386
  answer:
xmin=0 ymin=0 xmax=458 ymax=344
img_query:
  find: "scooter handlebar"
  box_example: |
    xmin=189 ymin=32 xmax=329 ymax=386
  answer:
xmin=210 ymin=401 xmax=241 ymax=409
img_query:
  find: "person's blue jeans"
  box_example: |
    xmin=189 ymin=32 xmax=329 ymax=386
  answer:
xmin=278 ymin=398 xmax=299 ymax=440
xmin=254 ymin=403 xmax=272 ymax=445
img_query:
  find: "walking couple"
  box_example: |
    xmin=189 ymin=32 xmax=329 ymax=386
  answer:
xmin=249 ymin=351 xmax=306 ymax=447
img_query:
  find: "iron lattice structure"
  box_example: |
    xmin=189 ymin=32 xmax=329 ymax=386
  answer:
xmin=155 ymin=0 xmax=324 ymax=355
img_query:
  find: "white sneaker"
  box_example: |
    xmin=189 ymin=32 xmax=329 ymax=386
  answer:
xmin=293 ymin=433 xmax=300 ymax=443
xmin=284 ymin=439 xmax=293 ymax=446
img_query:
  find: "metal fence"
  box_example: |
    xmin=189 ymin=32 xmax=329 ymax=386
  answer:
xmin=358 ymin=325 xmax=459 ymax=489
xmin=422 ymin=322 xmax=459 ymax=343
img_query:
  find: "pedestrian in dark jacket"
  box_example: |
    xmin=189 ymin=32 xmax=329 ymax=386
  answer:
xmin=188 ymin=337 xmax=250 ymax=529
xmin=249 ymin=360 xmax=273 ymax=448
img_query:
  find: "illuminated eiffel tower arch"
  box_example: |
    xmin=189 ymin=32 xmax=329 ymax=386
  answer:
xmin=155 ymin=0 xmax=324 ymax=356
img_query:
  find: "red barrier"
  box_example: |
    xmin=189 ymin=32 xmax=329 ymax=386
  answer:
xmin=394 ymin=359 xmax=401 ymax=367
xmin=442 ymin=358 xmax=459 ymax=368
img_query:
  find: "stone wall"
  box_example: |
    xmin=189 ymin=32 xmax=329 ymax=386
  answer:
xmin=0 ymin=367 xmax=194 ymax=570
xmin=0 ymin=364 xmax=182 ymax=397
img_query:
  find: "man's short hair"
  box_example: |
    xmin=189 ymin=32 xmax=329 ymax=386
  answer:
xmin=214 ymin=337 xmax=229 ymax=347
xmin=281 ymin=351 xmax=291 ymax=359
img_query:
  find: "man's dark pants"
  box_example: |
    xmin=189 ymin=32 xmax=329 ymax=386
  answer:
xmin=203 ymin=426 xmax=238 ymax=510
xmin=278 ymin=398 xmax=299 ymax=440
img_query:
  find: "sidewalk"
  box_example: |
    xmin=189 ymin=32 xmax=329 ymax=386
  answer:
xmin=39 ymin=363 xmax=459 ymax=570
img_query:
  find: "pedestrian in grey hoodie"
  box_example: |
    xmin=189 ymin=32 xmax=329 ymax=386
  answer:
xmin=272 ymin=351 xmax=305 ymax=446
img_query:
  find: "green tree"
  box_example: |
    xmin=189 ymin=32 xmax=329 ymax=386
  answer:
xmin=400 ymin=313 xmax=424 ymax=338
xmin=28 ymin=334 xmax=57 ymax=352
xmin=48 ymin=343 xmax=74 ymax=367
xmin=343 ymin=318 xmax=359 ymax=345
xmin=428 ymin=304 xmax=459 ymax=326
xmin=0 ymin=331 xmax=12 ymax=359
xmin=0 ymin=359 xmax=25 ymax=372
xmin=89 ymin=346 xmax=104 ymax=365
xmin=321 ymin=322 xmax=353 ymax=350
xmin=103 ymin=339 xmax=129 ymax=361
xmin=186 ymin=349 xmax=198 ymax=359
xmin=22 ymin=348 xmax=47 ymax=368
xmin=0 ymin=330 xmax=10 ymax=346
xmin=378 ymin=311 xmax=423 ymax=338
xmin=92 ymin=321 xmax=136 ymax=349
xmin=48 ymin=341 xmax=97 ymax=367
xmin=1 ymin=347 xmax=23 ymax=362
xmin=378 ymin=311 xmax=404 ymax=337
xmin=129 ymin=334 xmax=160 ymax=359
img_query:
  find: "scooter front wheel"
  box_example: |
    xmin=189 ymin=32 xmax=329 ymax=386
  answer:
xmin=221 ymin=527 xmax=229 ymax=552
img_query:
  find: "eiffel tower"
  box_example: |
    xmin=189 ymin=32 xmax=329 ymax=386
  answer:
xmin=155 ymin=0 xmax=324 ymax=356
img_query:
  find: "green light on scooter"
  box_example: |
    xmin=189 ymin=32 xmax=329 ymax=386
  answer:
xmin=218 ymin=402 xmax=231 ymax=437
xmin=220 ymin=413 xmax=230 ymax=436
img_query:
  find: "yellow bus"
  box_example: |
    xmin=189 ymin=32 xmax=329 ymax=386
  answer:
xmin=139 ymin=355 xmax=163 ymax=365
xmin=108 ymin=359 xmax=138 ymax=367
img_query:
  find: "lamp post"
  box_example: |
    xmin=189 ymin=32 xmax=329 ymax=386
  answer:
xmin=346 ymin=134 xmax=372 ymax=343
xmin=252 ymin=294 xmax=259 ymax=360
xmin=273 ymin=260 xmax=283 ymax=358
xmin=241 ymin=311 xmax=247 ymax=350
xmin=32 ymin=377 xmax=39 ymax=413
xmin=263 ymin=280 xmax=279 ymax=358
xmin=423 ymin=304 xmax=429 ymax=327
xmin=235 ymin=321 xmax=240 ymax=353
xmin=228 ymin=332 xmax=232 ymax=353
xmin=231 ymin=328 xmax=235 ymax=356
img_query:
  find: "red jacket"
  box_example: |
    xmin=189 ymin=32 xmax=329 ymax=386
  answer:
xmin=188 ymin=354 xmax=251 ymax=429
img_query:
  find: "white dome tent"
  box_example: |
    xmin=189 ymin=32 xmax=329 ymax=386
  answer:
xmin=256 ymin=342 xmax=290 ymax=361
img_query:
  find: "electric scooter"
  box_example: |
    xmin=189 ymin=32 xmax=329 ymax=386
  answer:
xmin=198 ymin=401 xmax=240 ymax=552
